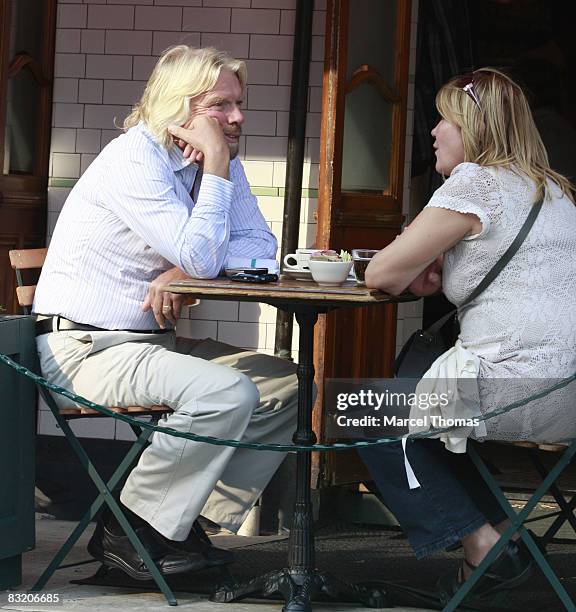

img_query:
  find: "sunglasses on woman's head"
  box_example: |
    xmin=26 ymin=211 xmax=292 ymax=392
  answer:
xmin=455 ymin=73 xmax=482 ymax=110
xmin=462 ymin=81 xmax=481 ymax=109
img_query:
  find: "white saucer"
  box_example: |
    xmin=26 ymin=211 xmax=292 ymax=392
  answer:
xmin=282 ymin=268 xmax=313 ymax=281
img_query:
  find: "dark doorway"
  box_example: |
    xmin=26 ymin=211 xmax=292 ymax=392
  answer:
xmin=415 ymin=0 xmax=576 ymax=328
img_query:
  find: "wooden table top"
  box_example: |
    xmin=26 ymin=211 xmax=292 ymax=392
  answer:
xmin=164 ymin=276 xmax=417 ymax=308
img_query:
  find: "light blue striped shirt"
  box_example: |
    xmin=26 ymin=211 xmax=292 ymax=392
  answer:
xmin=34 ymin=122 xmax=277 ymax=330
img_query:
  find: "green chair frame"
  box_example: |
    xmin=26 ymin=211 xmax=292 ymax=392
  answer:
xmin=443 ymin=441 xmax=576 ymax=611
xmin=522 ymin=446 xmax=576 ymax=547
xmin=31 ymin=384 xmax=180 ymax=606
xmin=9 ymin=249 xmax=182 ymax=606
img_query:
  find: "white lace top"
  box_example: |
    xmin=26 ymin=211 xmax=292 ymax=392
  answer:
xmin=426 ymin=162 xmax=576 ymax=442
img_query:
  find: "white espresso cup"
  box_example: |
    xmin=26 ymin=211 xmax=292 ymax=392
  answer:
xmin=283 ymin=248 xmax=316 ymax=270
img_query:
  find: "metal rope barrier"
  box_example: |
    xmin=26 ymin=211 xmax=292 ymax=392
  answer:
xmin=1 ymin=352 xmax=574 ymax=452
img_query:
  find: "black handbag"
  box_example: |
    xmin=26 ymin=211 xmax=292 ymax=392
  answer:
xmin=394 ymin=198 xmax=543 ymax=378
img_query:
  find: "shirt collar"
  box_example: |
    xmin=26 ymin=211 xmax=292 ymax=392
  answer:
xmin=165 ymin=144 xmax=200 ymax=196
xmin=136 ymin=121 xmax=196 ymax=173
xmin=166 ymin=141 xmax=194 ymax=172
xmin=136 ymin=122 xmax=198 ymax=193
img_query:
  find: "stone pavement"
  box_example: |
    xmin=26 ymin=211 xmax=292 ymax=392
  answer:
xmin=0 ymin=516 xmax=428 ymax=612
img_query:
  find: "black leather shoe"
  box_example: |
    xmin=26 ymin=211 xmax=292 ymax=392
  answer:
xmin=172 ymin=519 xmax=235 ymax=567
xmin=88 ymin=520 xmax=208 ymax=581
xmin=518 ymin=529 xmax=548 ymax=559
xmin=437 ymin=540 xmax=533 ymax=604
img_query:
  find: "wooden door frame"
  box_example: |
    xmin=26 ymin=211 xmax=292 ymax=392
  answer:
xmin=312 ymin=0 xmax=412 ymax=488
xmin=0 ymin=0 xmax=56 ymax=313
xmin=0 ymin=0 xmax=57 ymax=194
xmin=316 ymin=0 xmax=411 ymax=243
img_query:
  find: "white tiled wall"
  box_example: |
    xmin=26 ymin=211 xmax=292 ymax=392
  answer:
xmin=45 ymin=0 xmax=419 ymax=439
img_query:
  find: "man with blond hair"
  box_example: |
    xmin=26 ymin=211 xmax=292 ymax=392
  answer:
xmin=33 ymin=46 xmax=298 ymax=579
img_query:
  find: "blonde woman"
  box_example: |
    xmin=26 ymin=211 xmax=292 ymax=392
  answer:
xmin=360 ymin=68 xmax=576 ymax=599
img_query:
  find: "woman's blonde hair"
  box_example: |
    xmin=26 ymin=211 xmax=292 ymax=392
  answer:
xmin=436 ymin=67 xmax=574 ymax=202
xmin=124 ymin=46 xmax=246 ymax=148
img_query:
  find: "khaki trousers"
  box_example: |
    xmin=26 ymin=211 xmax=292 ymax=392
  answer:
xmin=36 ymin=331 xmax=298 ymax=540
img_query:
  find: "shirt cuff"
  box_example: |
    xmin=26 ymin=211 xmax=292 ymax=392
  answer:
xmin=196 ymin=173 xmax=235 ymax=213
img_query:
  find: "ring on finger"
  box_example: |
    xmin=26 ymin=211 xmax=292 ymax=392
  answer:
xmin=162 ymin=305 xmax=172 ymax=312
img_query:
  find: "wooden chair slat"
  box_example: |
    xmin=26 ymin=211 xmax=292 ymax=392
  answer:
xmin=59 ymin=408 xmax=82 ymax=416
xmin=9 ymin=248 xmax=48 ymax=270
xmin=57 ymin=406 xmax=172 ymax=416
xmin=503 ymin=440 xmax=567 ymax=452
xmin=80 ymin=407 xmax=100 ymax=415
xmin=57 ymin=404 xmax=171 ymax=418
xmin=125 ymin=405 xmax=172 ymax=414
xmin=511 ymin=441 xmax=538 ymax=449
xmin=538 ymin=443 xmax=567 ymax=452
xmin=16 ymin=285 xmax=36 ymax=308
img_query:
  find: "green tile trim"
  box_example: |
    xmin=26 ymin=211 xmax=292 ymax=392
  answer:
xmin=49 ymin=180 xmax=319 ymax=198
xmin=278 ymin=187 xmax=318 ymax=198
xmin=49 ymin=178 xmax=78 ymax=188
xmin=251 ymin=186 xmax=279 ymax=196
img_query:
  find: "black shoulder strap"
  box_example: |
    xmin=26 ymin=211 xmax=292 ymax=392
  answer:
xmin=427 ymin=308 xmax=459 ymax=335
xmin=460 ymin=197 xmax=543 ymax=308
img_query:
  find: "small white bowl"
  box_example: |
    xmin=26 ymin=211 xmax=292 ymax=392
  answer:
xmin=308 ymin=260 xmax=353 ymax=286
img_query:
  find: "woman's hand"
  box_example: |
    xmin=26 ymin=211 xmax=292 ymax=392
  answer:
xmin=408 ymin=256 xmax=443 ymax=296
xmin=364 ymin=207 xmax=477 ymax=295
xmin=142 ymin=267 xmax=191 ymax=328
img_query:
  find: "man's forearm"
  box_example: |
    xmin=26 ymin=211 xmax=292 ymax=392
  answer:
xmin=178 ymin=174 xmax=234 ymax=278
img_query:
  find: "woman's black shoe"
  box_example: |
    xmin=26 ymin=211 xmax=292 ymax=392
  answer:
xmin=87 ymin=521 xmax=208 ymax=581
xmin=437 ymin=540 xmax=533 ymax=605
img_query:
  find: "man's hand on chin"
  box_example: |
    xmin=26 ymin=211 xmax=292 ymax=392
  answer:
xmin=142 ymin=267 xmax=192 ymax=329
xmin=168 ymin=118 xmax=230 ymax=179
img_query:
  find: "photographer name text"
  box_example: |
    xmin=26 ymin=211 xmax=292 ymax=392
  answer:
xmin=335 ymin=414 xmax=480 ymax=428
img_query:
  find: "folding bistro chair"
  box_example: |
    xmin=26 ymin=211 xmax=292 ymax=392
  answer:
xmin=444 ymin=435 xmax=576 ymax=611
xmin=9 ymin=248 xmax=181 ymax=605
xmin=511 ymin=441 xmax=576 ymax=547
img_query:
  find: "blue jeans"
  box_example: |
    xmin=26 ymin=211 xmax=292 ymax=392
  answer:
xmin=359 ymin=439 xmax=507 ymax=558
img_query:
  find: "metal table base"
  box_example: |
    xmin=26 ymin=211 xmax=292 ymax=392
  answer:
xmin=212 ymin=307 xmax=388 ymax=611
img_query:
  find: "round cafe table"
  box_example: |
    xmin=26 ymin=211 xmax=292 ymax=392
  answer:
xmin=164 ymin=276 xmax=416 ymax=611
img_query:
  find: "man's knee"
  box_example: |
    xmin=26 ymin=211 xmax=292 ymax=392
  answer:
xmin=204 ymin=368 xmax=260 ymax=426
xmin=234 ymin=372 xmax=260 ymax=414
xmin=169 ymin=369 xmax=259 ymax=439
xmin=214 ymin=373 xmax=260 ymax=433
